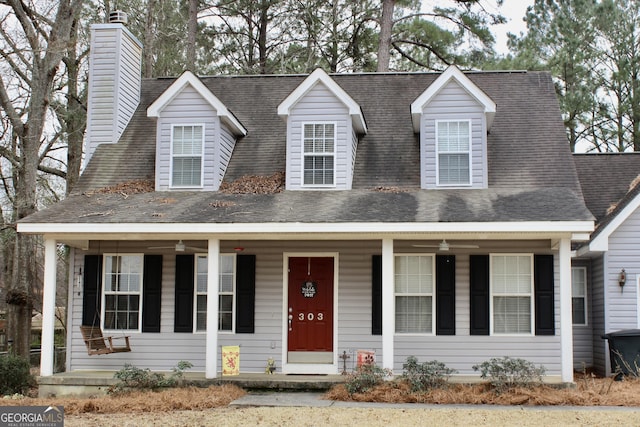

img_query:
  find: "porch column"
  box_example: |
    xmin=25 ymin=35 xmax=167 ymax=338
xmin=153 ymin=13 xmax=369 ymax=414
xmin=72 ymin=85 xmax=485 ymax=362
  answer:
xmin=381 ymin=238 xmax=394 ymax=372
xmin=559 ymin=237 xmax=574 ymax=382
xmin=205 ymin=239 xmax=220 ymax=379
xmin=40 ymin=238 xmax=57 ymax=377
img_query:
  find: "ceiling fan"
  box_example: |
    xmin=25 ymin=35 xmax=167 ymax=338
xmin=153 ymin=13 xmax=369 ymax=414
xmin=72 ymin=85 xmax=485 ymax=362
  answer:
xmin=412 ymin=239 xmax=479 ymax=251
xmin=147 ymin=240 xmax=206 ymax=252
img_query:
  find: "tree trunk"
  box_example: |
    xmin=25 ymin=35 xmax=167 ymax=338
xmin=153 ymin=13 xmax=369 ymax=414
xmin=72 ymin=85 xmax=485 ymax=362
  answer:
xmin=258 ymin=0 xmax=269 ymax=74
xmin=143 ymin=0 xmax=157 ymax=78
xmin=376 ymin=0 xmax=395 ymax=72
xmin=187 ymin=0 xmax=199 ymax=72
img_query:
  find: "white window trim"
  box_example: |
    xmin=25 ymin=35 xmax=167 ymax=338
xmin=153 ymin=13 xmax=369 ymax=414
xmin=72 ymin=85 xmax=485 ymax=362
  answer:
xmin=489 ymin=253 xmax=534 ymax=336
xmin=169 ymin=123 xmax=205 ymax=189
xmin=571 ymin=266 xmax=588 ymax=327
xmin=300 ymin=121 xmax=337 ymax=188
xmin=435 ymin=119 xmax=473 ymax=187
xmin=193 ymin=253 xmax=236 ymax=334
xmin=393 ymin=254 xmax=436 ymax=335
xmin=101 ymin=253 xmax=144 ymax=333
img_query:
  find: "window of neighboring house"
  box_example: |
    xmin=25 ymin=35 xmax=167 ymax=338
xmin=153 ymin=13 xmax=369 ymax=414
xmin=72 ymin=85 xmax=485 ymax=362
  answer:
xmin=171 ymin=124 xmax=204 ymax=187
xmin=194 ymin=254 xmax=236 ymax=332
xmin=103 ymin=254 xmax=143 ymax=331
xmin=394 ymin=255 xmax=435 ymax=334
xmin=491 ymin=254 xmax=533 ymax=334
xmin=572 ymin=266 xmax=587 ymax=326
xmin=303 ymin=123 xmax=335 ymax=186
xmin=436 ymin=120 xmax=471 ymax=186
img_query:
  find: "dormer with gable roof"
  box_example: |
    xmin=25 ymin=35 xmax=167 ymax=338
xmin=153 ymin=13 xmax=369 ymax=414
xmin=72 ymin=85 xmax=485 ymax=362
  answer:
xmin=411 ymin=66 xmax=496 ymax=190
xmin=278 ymin=69 xmax=367 ymax=190
xmin=147 ymin=71 xmax=247 ymax=191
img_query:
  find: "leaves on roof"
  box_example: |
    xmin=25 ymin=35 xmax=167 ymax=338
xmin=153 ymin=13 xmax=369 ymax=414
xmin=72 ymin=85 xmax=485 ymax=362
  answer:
xmin=86 ymin=180 xmax=155 ymax=197
xmin=220 ymin=172 xmax=285 ymax=194
xmin=372 ymin=186 xmax=409 ymax=193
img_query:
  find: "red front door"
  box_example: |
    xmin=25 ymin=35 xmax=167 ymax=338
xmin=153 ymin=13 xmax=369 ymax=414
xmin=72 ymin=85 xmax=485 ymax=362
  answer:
xmin=287 ymin=257 xmax=334 ymax=362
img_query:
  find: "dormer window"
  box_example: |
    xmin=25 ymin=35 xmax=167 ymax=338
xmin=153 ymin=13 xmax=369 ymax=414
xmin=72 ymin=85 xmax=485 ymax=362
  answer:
xmin=171 ymin=124 xmax=204 ymax=188
xmin=303 ymin=123 xmax=336 ymax=186
xmin=437 ymin=120 xmax=471 ymax=186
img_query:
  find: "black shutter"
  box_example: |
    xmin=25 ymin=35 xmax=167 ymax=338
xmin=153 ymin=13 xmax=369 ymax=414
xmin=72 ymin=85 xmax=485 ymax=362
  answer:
xmin=142 ymin=255 xmax=163 ymax=333
xmin=372 ymin=255 xmax=382 ymax=335
xmin=236 ymin=254 xmax=256 ymax=334
xmin=82 ymin=255 xmax=102 ymax=326
xmin=534 ymin=254 xmax=555 ymax=335
xmin=470 ymin=255 xmax=490 ymax=335
xmin=436 ymin=255 xmax=456 ymax=335
xmin=174 ymin=255 xmax=194 ymax=333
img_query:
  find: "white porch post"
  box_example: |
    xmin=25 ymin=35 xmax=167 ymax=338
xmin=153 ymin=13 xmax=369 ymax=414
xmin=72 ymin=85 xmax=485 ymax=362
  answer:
xmin=559 ymin=237 xmax=574 ymax=383
xmin=381 ymin=238 xmax=394 ymax=372
xmin=205 ymin=239 xmax=220 ymax=379
xmin=40 ymin=238 xmax=57 ymax=377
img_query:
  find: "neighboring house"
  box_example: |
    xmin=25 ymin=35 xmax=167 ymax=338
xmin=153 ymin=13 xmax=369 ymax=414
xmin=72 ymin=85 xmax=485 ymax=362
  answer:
xmin=18 ymin=16 xmax=594 ymax=384
xmin=573 ymin=153 xmax=640 ymax=376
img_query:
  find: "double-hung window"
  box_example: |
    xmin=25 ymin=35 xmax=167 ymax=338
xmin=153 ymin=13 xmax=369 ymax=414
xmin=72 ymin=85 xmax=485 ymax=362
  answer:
xmin=303 ymin=123 xmax=335 ymax=186
xmin=394 ymin=255 xmax=435 ymax=334
xmin=171 ymin=124 xmax=204 ymax=187
xmin=571 ymin=266 xmax=587 ymax=325
xmin=194 ymin=254 xmax=236 ymax=332
xmin=436 ymin=120 xmax=471 ymax=186
xmin=491 ymin=254 xmax=533 ymax=334
xmin=103 ymin=254 xmax=143 ymax=331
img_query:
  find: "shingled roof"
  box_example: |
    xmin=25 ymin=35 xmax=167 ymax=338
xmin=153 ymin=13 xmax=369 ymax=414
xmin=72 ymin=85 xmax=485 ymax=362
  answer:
xmin=22 ymin=70 xmax=593 ymax=226
xmin=574 ymin=153 xmax=640 ymax=233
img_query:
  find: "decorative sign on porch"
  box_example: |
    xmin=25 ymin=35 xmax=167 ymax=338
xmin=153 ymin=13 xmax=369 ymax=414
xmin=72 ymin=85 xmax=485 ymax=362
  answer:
xmin=301 ymin=280 xmax=317 ymax=298
xmin=357 ymin=349 xmax=375 ymax=367
xmin=222 ymin=345 xmax=240 ymax=376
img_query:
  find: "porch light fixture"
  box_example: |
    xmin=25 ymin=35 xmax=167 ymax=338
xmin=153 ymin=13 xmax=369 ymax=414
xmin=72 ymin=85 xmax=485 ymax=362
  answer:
xmin=439 ymin=240 xmax=450 ymax=251
xmin=619 ymin=269 xmax=627 ymax=287
xmin=175 ymin=240 xmax=186 ymax=252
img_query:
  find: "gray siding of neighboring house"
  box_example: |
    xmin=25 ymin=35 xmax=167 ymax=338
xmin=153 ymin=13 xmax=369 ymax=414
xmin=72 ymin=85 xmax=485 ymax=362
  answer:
xmin=84 ymin=24 xmax=141 ymax=168
xmin=68 ymin=240 xmax=563 ymax=376
xmin=572 ymin=260 xmax=593 ymax=370
xmin=285 ymin=83 xmax=353 ymax=190
xmin=420 ymin=80 xmax=488 ymax=189
xmin=154 ymin=85 xmax=222 ymax=191
xmin=591 ymin=254 xmax=607 ymax=375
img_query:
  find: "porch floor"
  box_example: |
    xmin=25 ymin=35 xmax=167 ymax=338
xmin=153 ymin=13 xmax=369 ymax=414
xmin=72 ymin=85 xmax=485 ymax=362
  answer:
xmin=37 ymin=371 xmax=347 ymax=397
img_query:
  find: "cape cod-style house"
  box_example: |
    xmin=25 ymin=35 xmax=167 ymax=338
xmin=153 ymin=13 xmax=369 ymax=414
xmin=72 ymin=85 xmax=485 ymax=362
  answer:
xmin=18 ymin=15 xmax=595 ymax=386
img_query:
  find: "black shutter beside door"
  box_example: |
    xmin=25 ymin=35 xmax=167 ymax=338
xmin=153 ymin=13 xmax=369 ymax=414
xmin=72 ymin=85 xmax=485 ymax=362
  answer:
xmin=372 ymin=255 xmax=382 ymax=336
xmin=534 ymin=254 xmax=555 ymax=335
xmin=236 ymin=254 xmax=256 ymax=334
xmin=142 ymin=255 xmax=163 ymax=332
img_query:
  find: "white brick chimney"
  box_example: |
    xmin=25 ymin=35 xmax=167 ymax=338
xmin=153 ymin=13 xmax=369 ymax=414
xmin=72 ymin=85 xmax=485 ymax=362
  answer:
xmin=83 ymin=11 xmax=142 ymax=169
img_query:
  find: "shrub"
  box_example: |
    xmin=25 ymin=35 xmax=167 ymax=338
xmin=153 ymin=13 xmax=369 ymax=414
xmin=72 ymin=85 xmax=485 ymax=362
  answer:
xmin=472 ymin=356 xmax=545 ymax=393
xmin=109 ymin=360 xmax=193 ymax=394
xmin=0 ymin=354 xmax=33 ymax=395
xmin=345 ymin=364 xmax=392 ymax=394
xmin=401 ymin=356 xmax=457 ymax=392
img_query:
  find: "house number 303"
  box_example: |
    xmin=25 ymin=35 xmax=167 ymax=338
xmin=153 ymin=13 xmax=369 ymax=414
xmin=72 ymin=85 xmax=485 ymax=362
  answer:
xmin=298 ymin=312 xmax=324 ymax=321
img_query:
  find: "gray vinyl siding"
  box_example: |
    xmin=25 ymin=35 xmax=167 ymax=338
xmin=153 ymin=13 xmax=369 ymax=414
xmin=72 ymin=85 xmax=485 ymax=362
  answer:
xmin=219 ymin=125 xmax=237 ymax=184
xmin=420 ymin=80 xmax=488 ymax=189
xmin=597 ymin=206 xmax=640 ymax=375
xmin=68 ymin=240 xmax=563 ymax=376
xmin=154 ymin=85 xmax=222 ymax=191
xmin=285 ymin=82 xmax=353 ymax=190
xmin=572 ymin=260 xmax=593 ymax=369
xmin=84 ymin=24 xmax=141 ymax=167
xmin=591 ymin=255 xmax=606 ymax=375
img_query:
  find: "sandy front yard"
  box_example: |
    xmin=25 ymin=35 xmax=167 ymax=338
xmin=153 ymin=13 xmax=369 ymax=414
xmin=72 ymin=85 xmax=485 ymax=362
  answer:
xmin=65 ymin=406 xmax=640 ymax=426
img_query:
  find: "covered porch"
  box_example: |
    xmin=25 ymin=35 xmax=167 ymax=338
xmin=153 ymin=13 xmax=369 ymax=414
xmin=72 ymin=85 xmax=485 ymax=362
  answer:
xmin=21 ymin=220 xmax=592 ymax=386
